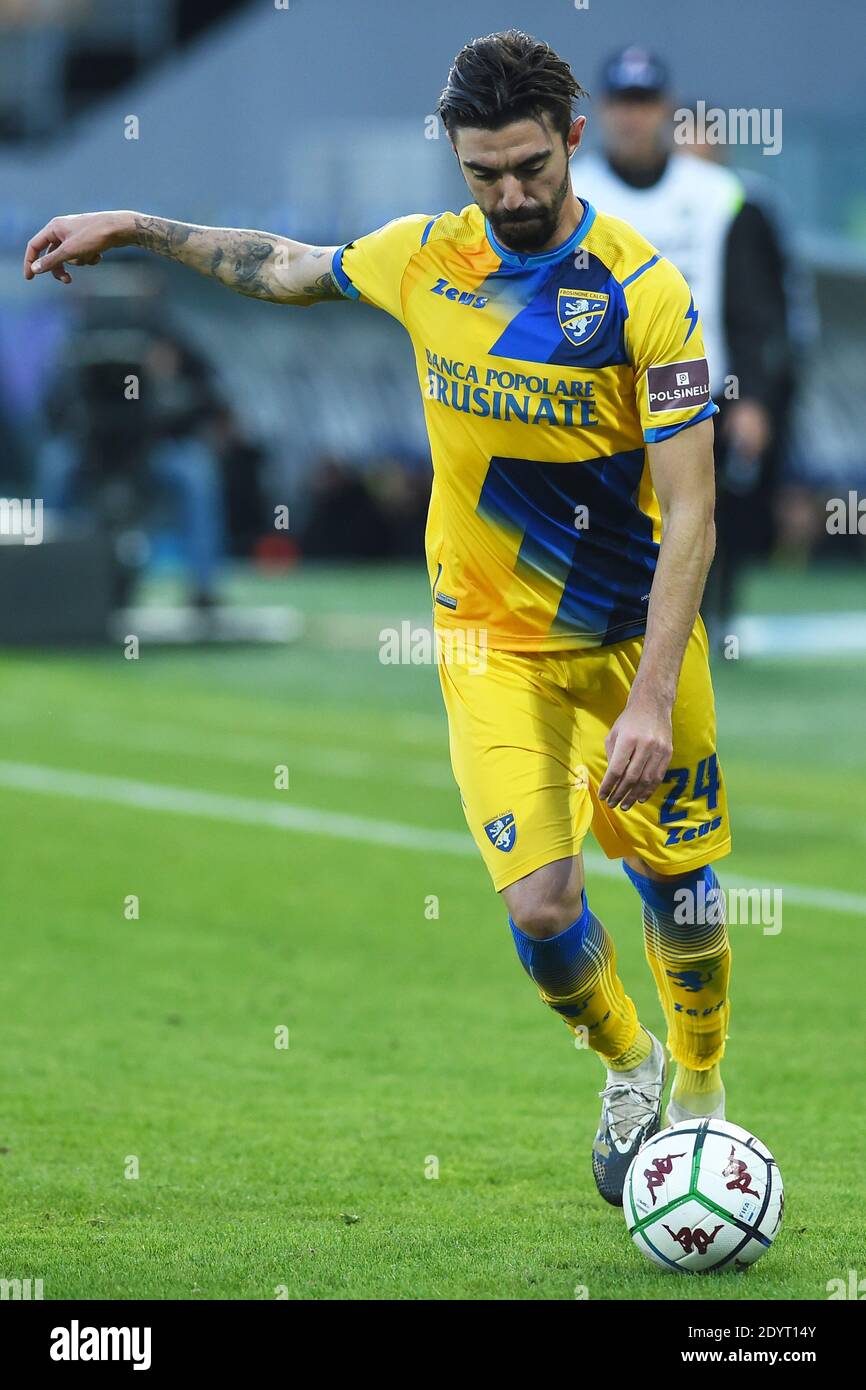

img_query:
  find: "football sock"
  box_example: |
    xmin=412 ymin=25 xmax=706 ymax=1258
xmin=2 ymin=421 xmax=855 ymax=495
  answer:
xmin=606 ymin=1023 xmax=653 ymax=1072
xmin=508 ymin=890 xmax=644 ymax=1062
xmin=623 ymin=862 xmax=731 ymax=1074
xmin=670 ymin=1061 xmax=724 ymax=1116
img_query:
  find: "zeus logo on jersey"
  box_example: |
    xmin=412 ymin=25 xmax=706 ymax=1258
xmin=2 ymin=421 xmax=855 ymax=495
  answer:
xmin=483 ymin=812 xmax=517 ymax=852
xmin=646 ymin=358 xmax=711 ymax=413
xmin=430 ymin=278 xmax=488 ymax=309
xmin=557 ymin=288 xmax=609 ymax=346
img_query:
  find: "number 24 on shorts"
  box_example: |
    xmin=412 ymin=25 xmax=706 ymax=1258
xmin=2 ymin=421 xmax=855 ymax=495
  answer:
xmin=659 ymin=753 xmax=720 ymax=825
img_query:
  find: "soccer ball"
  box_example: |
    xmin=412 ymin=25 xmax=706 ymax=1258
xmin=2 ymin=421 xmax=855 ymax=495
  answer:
xmin=623 ymin=1118 xmax=784 ymax=1273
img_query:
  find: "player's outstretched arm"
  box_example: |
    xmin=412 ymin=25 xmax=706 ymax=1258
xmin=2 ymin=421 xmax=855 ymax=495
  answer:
xmin=23 ymin=210 xmax=342 ymax=305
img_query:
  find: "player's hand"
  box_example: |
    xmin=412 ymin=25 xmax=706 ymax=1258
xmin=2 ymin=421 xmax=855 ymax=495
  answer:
xmin=599 ymin=693 xmax=673 ymax=813
xmin=23 ymin=211 xmax=134 ymax=284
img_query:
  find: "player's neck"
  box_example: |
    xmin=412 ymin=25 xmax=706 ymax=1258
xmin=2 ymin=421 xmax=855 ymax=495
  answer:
xmin=548 ymin=195 xmax=586 ymax=251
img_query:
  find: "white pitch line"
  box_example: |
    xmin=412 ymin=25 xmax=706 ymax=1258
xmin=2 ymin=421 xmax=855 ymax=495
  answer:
xmin=1 ymin=760 xmax=864 ymax=918
xmin=6 ymin=706 xmax=862 ymax=840
xmin=0 ymin=759 xmax=473 ymax=857
xmin=0 ymin=707 xmax=863 ymax=829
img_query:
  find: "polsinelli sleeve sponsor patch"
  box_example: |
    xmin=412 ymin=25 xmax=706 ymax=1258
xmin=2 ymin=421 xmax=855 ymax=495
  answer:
xmin=645 ymin=358 xmax=711 ymax=414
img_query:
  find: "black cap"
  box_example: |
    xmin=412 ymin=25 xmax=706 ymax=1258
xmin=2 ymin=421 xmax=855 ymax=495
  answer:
xmin=602 ymin=45 xmax=669 ymax=98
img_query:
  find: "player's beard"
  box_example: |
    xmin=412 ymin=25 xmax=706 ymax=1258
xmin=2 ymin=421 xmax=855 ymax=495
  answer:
xmin=487 ymin=168 xmax=571 ymax=252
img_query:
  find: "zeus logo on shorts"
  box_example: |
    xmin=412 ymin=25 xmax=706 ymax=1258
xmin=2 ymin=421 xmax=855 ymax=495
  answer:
xmin=664 ymin=814 xmax=723 ymax=847
xmin=483 ymin=813 xmax=517 ymax=852
xmin=646 ymin=358 xmax=710 ymax=413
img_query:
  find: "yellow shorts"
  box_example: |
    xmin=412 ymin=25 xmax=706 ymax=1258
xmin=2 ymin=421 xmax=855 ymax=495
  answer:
xmin=437 ymin=617 xmax=731 ymax=891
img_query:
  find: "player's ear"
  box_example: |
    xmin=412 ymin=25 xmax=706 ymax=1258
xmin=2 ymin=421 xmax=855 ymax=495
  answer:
xmin=567 ymin=115 xmax=587 ymax=157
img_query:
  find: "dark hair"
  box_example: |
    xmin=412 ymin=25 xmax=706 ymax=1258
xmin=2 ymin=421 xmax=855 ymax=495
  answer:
xmin=438 ymin=30 xmax=585 ymax=144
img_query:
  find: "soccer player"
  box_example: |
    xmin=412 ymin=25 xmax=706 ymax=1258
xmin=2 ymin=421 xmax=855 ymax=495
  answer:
xmin=24 ymin=29 xmax=732 ymax=1206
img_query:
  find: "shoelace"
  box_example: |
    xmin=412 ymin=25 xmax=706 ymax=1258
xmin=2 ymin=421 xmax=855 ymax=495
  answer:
xmin=597 ymin=1081 xmax=661 ymax=1143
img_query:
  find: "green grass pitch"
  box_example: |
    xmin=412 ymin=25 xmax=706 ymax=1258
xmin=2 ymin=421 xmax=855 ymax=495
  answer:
xmin=0 ymin=564 xmax=863 ymax=1300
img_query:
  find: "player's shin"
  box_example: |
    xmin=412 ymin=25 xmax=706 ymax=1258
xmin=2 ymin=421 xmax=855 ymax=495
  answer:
xmin=508 ymin=891 xmax=650 ymax=1066
xmin=623 ymin=862 xmax=730 ymax=1116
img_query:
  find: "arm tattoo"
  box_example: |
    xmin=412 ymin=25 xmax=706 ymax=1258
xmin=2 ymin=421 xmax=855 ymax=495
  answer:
xmin=301 ymin=270 xmax=341 ymax=298
xmin=132 ymin=215 xmax=341 ymax=303
xmin=300 ymin=247 xmax=342 ymax=300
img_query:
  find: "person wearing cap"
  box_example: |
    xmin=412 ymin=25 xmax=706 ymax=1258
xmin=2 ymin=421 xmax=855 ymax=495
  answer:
xmin=575 ymin=47 xmax=796 ymax=637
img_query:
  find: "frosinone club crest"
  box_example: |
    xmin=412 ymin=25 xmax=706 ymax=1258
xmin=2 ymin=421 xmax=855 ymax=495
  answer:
xmin=483 ymin=812 xmax=517 ymax=853
xmin=557 ymin=288 xmax=609 ymax=348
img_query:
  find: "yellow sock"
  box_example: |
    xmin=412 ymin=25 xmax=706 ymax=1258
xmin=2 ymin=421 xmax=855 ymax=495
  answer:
xmin=509 ymin=897 xmax=643 ymax=1062
xmin=607 ymin=1024 xmax=653 ymax=1072
xmin=670 ymin=1062 xmax=724 ymax=1114
xmin=629 ymin=863 xmax=732 ymax=1071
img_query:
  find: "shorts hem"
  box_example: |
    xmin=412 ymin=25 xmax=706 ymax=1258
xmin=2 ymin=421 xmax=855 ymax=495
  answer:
xmin=487 ymin=836 xmax=732 ymax=891
xmin=605 ymin=837 xmax=733 ymax=876
xmin=489 ymin=839 xmax=586 ymax=892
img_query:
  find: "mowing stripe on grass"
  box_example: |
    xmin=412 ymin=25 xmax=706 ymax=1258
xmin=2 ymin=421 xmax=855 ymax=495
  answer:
xmin=1 ymin=759 xmax=865 ymax=917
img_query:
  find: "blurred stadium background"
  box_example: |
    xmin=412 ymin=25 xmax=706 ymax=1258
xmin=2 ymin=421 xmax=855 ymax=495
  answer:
xmin=0 ymin=0 xmax=864 ymax=1301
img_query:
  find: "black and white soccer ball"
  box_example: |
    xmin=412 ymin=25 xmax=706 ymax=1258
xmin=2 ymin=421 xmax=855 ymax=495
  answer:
xmin=623 ymin=1118 xmax=784 ymax=1273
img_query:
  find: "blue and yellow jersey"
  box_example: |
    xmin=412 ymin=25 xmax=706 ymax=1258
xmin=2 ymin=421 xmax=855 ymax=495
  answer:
xmin=331 ymin=199 xmax=717 ymax=650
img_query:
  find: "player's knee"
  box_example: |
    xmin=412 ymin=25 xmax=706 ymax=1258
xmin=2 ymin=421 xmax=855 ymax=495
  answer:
xmin=504 ymin=859 xmax=585 ymax=940
xmin=510 ymin=899 xmax=572 ymax=939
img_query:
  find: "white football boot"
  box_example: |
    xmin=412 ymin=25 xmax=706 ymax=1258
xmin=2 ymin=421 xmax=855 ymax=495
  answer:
xmin=591 ymin=1030 xmax=667 ymax=1206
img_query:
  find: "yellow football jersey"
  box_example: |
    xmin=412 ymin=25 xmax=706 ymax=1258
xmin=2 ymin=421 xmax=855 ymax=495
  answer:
xmin=331 ymin=200 xmax=717 ymax=650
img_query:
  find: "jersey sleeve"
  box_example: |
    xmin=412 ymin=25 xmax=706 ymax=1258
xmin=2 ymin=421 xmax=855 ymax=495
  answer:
xmin=330 ymin=213 xmax=433 ymax=324
xmin=623 ymin=255 xmax=719 ymax=443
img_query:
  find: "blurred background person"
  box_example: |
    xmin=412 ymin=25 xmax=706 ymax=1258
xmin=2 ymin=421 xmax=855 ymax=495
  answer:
xmin=37 ymin=324 xmax=228 ymax=608
xmin=141 ymin=330 xmax=226 ymax=607
xmin=207 ymin=402 xmax=269 ymax=560
xmin=575 ymin=46 xmax=798 ymax=640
